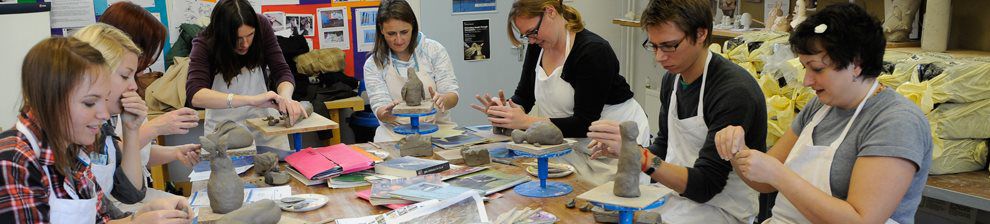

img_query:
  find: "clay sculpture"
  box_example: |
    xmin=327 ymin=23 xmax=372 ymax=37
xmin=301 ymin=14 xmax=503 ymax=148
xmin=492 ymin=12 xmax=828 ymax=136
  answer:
xmin=883 ymin=0 xmax=922 ymax=42
xmin=205 ymin=135 xmax=245 ymax=214
xmin=511 ymin=121 xmax=565 ymax=146
xmin=399 ymin=134 xmax=433 ymax=157
xmin=216 ymin=199 xmax=281 ymax=224
xmin=613 ymin=121 xmax=641 ymax=198
xmin=262 ymin=101 xmax=315 ymax=128
xmin=254 ymin=152 xmax=279 ymax=175
xmin=209 ymin=120 xmax=254 ymax=149
xmin=789 ymin=0 xmax=808 ymax=29
xmin=401 ymin=67 xmax=425 ymax=106
xmin=264 ymin=171 xmax=291 ymax=186
xmin=461 ymin=146 xmax=491 ymax=166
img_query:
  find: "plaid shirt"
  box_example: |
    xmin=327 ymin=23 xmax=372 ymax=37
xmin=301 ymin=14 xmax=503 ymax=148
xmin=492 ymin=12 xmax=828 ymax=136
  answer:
xmin=0 ymin=113 xmax=110 ymax=223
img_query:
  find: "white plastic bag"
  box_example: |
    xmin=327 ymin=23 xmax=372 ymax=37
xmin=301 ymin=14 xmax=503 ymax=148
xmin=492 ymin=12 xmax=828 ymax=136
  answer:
xmin=929 ymin=100 xmax=990 ymax=140
xmin=930 ymin=136 xmax=988 ymax=175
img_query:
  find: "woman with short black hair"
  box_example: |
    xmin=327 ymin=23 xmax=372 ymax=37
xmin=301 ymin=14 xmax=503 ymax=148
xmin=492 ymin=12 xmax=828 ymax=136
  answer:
xmin=715 ymin=3 xmax=932 ymax=223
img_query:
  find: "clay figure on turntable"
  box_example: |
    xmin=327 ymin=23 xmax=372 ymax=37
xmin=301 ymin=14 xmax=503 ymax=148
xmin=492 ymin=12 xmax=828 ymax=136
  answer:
xmin=216 ymin=199 xmax=282 ymax=224
xmin=613 ymin=121 xmax=641 ymax=198
xmin=511 ymin=121 xmax=565 ymax=146
xmin=204 ymin=135 xmax=245 ymax=214
xmin=399 ymin=134 xmax=433 ymax=157
xmin=401 ymin=67 xmax=426 ymax=106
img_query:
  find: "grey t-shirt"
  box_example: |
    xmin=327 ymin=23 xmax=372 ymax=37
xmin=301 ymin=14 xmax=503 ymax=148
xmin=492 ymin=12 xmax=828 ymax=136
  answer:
xmin=791 ymin=88 xmax=932 ymax=224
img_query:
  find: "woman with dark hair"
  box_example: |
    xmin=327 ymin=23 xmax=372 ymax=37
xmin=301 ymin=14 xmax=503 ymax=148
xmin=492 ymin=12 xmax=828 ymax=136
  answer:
xmin=0 ymin=37 xmax=192 ymax=224
xmin=715 ymin=3 xmax=932 ymax=223
xmin=186 ymin=0 xmax=305 ymax=150
xmin=363 ymin=0 xmax=460 ymax=141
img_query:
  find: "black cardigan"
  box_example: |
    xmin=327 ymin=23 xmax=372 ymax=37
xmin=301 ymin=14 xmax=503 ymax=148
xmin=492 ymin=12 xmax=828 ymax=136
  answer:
xmin=510 ymin=29 xmax=634 ymax=137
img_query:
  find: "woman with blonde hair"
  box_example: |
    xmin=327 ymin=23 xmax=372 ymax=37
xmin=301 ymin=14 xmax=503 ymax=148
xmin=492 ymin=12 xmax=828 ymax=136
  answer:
xmin=74 ymin=23 xmax=202 ymax=217
xmin=473 ymin=0 xmax=650 ymax=185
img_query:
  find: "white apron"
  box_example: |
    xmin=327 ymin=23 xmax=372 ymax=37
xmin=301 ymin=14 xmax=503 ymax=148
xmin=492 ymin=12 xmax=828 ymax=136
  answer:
xmin=16 ymin=121 xmax=98 ymax=224
xmin=764 ymin=81 xmax=896 ymax=224
xmin=204 ymin=68 xmax=289 ymax=150
xmin=534 ymin=33 xmax=652 ymax=186
xmin=373 ymin=54 xmax=455 ymax=142
xmin=654 ymin=52 xmax=757 ymax=224
xmin=91 ymin=134 xmax=117 ymax=197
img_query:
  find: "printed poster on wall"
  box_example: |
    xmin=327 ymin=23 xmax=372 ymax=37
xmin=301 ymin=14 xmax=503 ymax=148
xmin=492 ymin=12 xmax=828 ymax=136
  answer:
xmin=354 ymin=7 xmax=377 ymax=52
xmin=453 ymin=0 xmax=495 ymax=15
xmin=263 ymin=11 xmax=287 ymax=32
xmin=317 ymin=6 xmax=350 ymax=50
xmin=51 ymin=0 xmax=96 ymax=28
xmin=462 ymin=19 xmax=490 ymax=61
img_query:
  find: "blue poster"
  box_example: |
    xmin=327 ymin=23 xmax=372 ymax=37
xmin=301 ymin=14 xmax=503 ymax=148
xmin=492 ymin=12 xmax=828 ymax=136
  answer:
xmin=452 ymin=0 xmax=495 ymax=14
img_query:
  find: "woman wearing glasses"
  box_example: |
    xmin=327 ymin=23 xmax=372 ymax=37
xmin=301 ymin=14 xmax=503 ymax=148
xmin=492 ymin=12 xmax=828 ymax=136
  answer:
xmin=586 ymin=0 xmax=766 ymax=223
xmin=363 ymin=0 xmax=460 ymax=141
xmin=473 ymin=0 xmax=650 ymax=185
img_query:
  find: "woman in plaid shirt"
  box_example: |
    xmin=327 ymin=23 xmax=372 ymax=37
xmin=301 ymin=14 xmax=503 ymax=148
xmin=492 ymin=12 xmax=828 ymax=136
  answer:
xmin=0 ymin=37 xmax=192 ymax=223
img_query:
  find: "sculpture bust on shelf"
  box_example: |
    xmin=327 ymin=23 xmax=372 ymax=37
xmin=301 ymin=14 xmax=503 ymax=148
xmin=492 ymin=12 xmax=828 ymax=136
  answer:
xmin=882 ymin=0 xmax=922 ymax=42
xmin=790 ymin=0 xmax=808 ymax=29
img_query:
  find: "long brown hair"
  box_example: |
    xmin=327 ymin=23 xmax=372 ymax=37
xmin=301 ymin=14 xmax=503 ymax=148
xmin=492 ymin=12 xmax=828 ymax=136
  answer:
xmin=507 ymin=0 xmax=584 ymax=47
xmin=371 ymin=0 xmax=419 ymax=69
xmin=21 ymin=37 xmax=108 ymax=177
xmin=201 ymin=0 xmax=266 ymax=85
xmin=99 ymin=1 xmax=166 ymax=73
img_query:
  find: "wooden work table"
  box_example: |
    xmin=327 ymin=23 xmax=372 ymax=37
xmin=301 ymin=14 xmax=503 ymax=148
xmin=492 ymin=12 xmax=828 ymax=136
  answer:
xmin=924 ymin=170 xmax=990 ymax=212
xmin=192 ymin=143 xmax=597 ymax=223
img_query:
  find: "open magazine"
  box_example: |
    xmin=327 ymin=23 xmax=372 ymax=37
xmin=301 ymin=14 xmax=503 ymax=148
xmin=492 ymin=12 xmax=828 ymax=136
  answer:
xmin=335 ymin=190 xmax=488 ymax=224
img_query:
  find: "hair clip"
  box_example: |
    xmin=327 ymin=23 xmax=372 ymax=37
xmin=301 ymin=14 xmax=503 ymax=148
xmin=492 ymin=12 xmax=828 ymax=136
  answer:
xmin=814 ymin=24 xmax=828 ymax=34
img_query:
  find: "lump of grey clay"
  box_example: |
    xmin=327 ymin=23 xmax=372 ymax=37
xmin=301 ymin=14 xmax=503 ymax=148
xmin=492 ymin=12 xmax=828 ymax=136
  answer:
xmin=613 ymin=121 xmax=641 ymax=198
xmin=216 ymin=199 xmax=282 ymax=224
xmin=461 ymin=147 xmax=491 ymax=167
xmin=399 ymin=134 xmax=433 ymax=157
xmin=401 ymin=67 xmax=425 ymax=106
xmin=211 ymin=120 xmax=254 ymax=149
xmin=206 ymin=138 xmax=245 ymax=214
xmin=254 ymin=152 xmax=279 ymax=174
xmin=264 ymin=171 xmax=291 ymax=186
xmin=511 ymin=121 xmax=565 ymax=146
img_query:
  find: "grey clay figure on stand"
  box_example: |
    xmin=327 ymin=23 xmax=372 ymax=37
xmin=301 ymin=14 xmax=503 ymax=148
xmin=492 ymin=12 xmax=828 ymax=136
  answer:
xmin=401 ymin=67 xmax=425 ymax=106
xmin=613 ymin=121 xmax=641 ymax=198
xmin=216 ymin=199 xmax=282 ymax=224
xmin=204 ymin=135 xmax=245 ymax=214
xmin=511 ymin=121 xmax=565 ymax=146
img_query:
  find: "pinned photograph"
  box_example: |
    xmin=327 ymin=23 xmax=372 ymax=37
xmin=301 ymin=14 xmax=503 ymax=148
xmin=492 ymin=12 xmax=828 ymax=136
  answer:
xmin=354 ymin=7 xmax=379 ymax=52
xmin=287 ymin=14 xmax=315 ymax=36
xmin=263 ymin=12 xmax=287 ymax=32
xmin=319 ymin=8 xmax=346 ymax=29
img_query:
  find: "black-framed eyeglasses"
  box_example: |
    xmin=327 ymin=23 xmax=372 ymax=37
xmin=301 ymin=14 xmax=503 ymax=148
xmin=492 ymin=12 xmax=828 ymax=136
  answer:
xmin=642 ymin=37 xmax=685 ymax=53
xmin=519 ymin=14 xmax=545 ymax=40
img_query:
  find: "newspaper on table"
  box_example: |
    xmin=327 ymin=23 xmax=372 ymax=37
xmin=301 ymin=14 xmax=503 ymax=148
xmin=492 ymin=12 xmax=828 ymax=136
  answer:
xmin=187 ymin=185 xmax=291 ymax=208
xmin=335 ymin=190 xmax=488 ymax=224
xmin=187 ymin=156 xmax=254 ymax=182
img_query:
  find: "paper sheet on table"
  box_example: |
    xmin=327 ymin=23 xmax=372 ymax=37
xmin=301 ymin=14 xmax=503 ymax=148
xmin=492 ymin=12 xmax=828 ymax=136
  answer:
xmin=188 ymin=185 xmax=292 ymax=208
xmin=187 ymin=156 xmax=254 ymax=182
xmin=432 ymin=128 xmax=465 ymax=138
xmin=51 ymin=0 xmax=96 ymax=28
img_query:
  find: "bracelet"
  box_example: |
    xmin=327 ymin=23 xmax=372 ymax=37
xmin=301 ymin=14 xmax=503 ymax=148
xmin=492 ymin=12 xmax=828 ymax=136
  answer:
xmin=226 ymin=93 xmax=234 ymax=109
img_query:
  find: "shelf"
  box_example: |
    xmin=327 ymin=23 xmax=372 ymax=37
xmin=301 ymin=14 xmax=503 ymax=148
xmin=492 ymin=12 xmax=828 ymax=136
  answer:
xmin=888 ymin=47 xmax=990 ymax=58
xmin=612 ymin=18 xmax=745 ymax=38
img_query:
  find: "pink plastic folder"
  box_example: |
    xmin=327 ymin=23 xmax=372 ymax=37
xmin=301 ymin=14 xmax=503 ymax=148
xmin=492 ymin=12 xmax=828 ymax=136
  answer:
xmin=285 ymin=148 xmax=339 ymax=180
xmin=314 ymin=144 xmax=374 ymax=175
